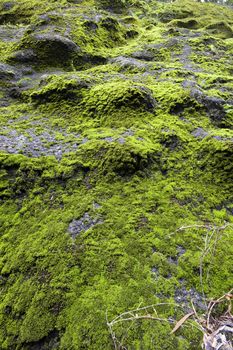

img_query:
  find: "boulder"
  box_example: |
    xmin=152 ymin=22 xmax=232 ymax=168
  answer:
xmin=110 ymin=56 xmax=148 ymax=70
xmin=131 ymin=50 xmax=154 ymax=61
xmin=10 ymin=49 xmax=37 ymax=63
xmin=191 ymin=89 xmax=226 ymax=125
xmin=30 ymin=33 xmax=80 ymax=67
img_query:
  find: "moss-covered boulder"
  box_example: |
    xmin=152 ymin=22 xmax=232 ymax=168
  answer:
xmin=30 ymin=74 xmax=90 ymax=103
xmin=82 ymin=80 xmax=156 ymax=118
xmin=205 ymin=21 xmax=233 ymax=39
xmin=95 ymin=0 xmax=128 ymax=12
xmin=19 ymin=33 xmax=80 ymax=68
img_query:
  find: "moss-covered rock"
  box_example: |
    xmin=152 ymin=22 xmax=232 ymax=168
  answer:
xmin=81 ymin=80 xmax=156 ymax=119
xmin=16 ymin=33 xmax=80 ymax=68
xmin=0 ymin=0 xmax=233 ymax=349
xmin=205 ymin=21 xmax=233 ymax=39
xmin=95 ymin=0 xmax=128 ymax=12
xmin=30 ymin=74 xmax=90 ymax=103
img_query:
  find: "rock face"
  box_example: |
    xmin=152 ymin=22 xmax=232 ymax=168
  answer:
xmin=0 ymin=1 xmax=233 ymax=350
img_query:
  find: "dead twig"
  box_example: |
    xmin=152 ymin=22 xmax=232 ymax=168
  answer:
xmin=107 ymin=303 xmax=179 ymax=349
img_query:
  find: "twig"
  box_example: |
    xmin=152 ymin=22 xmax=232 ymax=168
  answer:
xmin=107 ymin=303 xmax=180 ymax=348
xmin=176 ymin=224 xmax=214 ymax=232
xmin=199 ymin=227 xmax=217 ymax=304
xmin=110 ymin=303 xmax=179 ymax=324
xmin=112 ymin=315 xmax=170 ymax=325
xmin=106 ymin=310 xmax=118 ymax=350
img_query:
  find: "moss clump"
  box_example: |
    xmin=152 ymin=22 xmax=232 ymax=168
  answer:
xmin=0 ymin=0 xmax=59 ymax=25
xmin=79 ymin=139 xmax=161 ymax=176
xmin=169 ymin=18 xmax=200 ymax=30
xmin=81 ymin=80 xmax=156 ymax=118
xmin=95 ymin=0 xmax=129 ymax=12
xmin=158 ymin=1 xmax=195 ymax=23
xmin=199 ymin=138 xmax=233 ymax=184
xmin=30 ymin=75 xmax=90 ymax=103
xmin=205 ymin=21 xmax=233 ymax=39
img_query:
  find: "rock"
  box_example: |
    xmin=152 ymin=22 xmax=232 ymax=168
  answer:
xmin=83 ymin=81 xmax=156 ymax=118
xmin=206 ymin=21 xmax=233 ymax=39
xmin=30 ymin=74 xmax=90 ymax=103
xmin=131 ymin=50 xmax=154 ymax=61
xmin=117 ymin=137 xmax=125 ymax=144
xmin=68 ymin=213 xmax=101 ymax=239
xmin=96 ymin=142 xmax=157 ymax=176
xmin=37 ymin=14 xmax=52 ymax=25
xmin=102 ymin=137 xmax=114 ymax=142
xmin=0 ymin=62 xmax=17 ymax=80
xmin=0 ymin=127 xmax=81 ymax=158
xmin=192 ymin=128 xmax=209 ymax=139
xmin=110 ymin=56 xmax=148 ymax=70
xmin=182 ymin=79 xmax=197 ymax=89
xmin=158 ymin=9 xmax=193 ymax=24
xmin=191 ymin=90 xmax=226 ymax=125
xmin=174 ymin=286 xmax=207 ymax=311
xmin=162 ymin=134 xmax=180 ymax=150
xmin=83 ymin=20 xmax=98 ymax=31
xmin=74 ymin=53 xmax=107 ymax=68
xmin=122 ymin=129 xmax=134 ymax=137
xmin=125 ymin=29 xmax=138 ymax=38
xmin=25 ymin=330 xmax=60 ymax=350
xmin=0 ymin=25 xmax=27 ymax=42
xmin=95 ymin=0 xmax=127 ymax=13
xmin=32 ymin=33 xmax=78 ymax=51
xmin=93 ymin=202 xmax=101 ymax=209
xmin=170 ymin=19 xmax=199 ymax=30
xmin=8 ymin=86 xmax=21 ymax=98
xmin=11 ymin=49 xmax=37 ymax=63
xmin=30 ymin=33 xmax=80 ymax=67
xmin=100 ymin=17 xmax=119 ymax=31
xmin=1 ymin=2 xmax=15 ymax=11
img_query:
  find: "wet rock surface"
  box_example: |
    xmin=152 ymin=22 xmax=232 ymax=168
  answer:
xmin=110 ymin=56 xmax=148 ymax=70
xmin=68 ymin=212 xmax=102 ymax=238
xmin=174 ymin=286 xmax=207 ymax=311
xmin=0 ymin=129 xmax=81 ymax=159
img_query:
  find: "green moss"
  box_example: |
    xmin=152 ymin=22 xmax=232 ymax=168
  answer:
xmin=29 ymin=75 xmax=90 ymax=103
xmin=205 ymin=21 xmax=233 ymax=39
xmin=81 ymin=80 xmax=156 ymax=121
xmin=0 ymin=0 xmax=233 ymax=349
xmin=94 ymin=0 xmax=129 ymax=12
xmin=169 ymin=18 xmax=200 ymax=30
xmin=0 ymin=40 xmax=16 ymax=62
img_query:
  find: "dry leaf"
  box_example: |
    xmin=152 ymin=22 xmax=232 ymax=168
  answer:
xmin=170 ymin=312 xmax=194 ymax=334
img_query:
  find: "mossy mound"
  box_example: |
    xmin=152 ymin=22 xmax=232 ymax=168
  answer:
xmin=30 ymin=75 xmax=90 ymax=103
xmin=95 ymin=0 xmax=129 ymax=12
xmin=205 ymin=21 xmax=233 ymax=39
xmin=169 ymin=18 xmax=200 ymax=30
xmin=200 ymin=138 xmax=233 ymax=184
xmin=12 ymin=33 xmax=80 ymax=68
xmin=81 ymin=80 xmax=156 ymax=118
xmin=79 ymin=139 xmax=161 ymax=176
